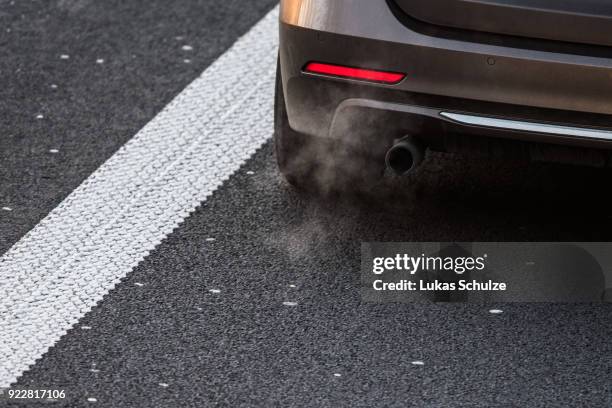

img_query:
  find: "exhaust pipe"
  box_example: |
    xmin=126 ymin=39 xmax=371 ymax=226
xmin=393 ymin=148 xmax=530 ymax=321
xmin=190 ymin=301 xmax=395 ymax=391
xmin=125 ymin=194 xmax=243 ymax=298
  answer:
xmin=385 ymin=136 xmax=424 ymax=176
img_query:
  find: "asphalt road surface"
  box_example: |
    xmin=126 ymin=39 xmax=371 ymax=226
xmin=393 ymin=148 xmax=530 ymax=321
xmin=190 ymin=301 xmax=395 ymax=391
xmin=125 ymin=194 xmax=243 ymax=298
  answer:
xmin=1 ymin=1 xmax=612 ymax=407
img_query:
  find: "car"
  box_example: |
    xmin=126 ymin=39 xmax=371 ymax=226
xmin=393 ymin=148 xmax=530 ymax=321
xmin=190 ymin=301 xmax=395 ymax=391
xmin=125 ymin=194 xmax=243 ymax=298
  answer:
xmin=275 ymin=0 xmax=612 ymax=193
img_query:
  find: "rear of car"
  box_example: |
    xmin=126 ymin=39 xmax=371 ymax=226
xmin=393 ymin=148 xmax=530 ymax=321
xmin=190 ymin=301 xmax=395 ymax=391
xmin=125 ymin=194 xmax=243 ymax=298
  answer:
xmin=276 ymin=0 xmax=612 ymax=192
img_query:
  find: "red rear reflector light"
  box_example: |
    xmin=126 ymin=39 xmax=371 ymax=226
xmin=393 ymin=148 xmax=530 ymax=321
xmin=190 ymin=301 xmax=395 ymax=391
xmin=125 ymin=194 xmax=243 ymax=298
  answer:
xmin=304 ymin=62 xmax=405 ymax=84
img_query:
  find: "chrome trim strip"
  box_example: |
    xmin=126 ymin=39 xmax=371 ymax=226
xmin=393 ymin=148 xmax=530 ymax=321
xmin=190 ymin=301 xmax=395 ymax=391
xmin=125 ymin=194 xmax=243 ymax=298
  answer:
xmin=440 ymin=112 xmax=612 ymax=141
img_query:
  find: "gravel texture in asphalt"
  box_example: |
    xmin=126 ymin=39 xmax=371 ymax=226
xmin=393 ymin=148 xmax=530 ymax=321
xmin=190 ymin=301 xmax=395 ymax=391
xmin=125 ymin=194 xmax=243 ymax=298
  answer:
xmin=12 ymin=142 xmax=612 ymax=407
xmin=0 ymin=0 xmax=277 ymax=254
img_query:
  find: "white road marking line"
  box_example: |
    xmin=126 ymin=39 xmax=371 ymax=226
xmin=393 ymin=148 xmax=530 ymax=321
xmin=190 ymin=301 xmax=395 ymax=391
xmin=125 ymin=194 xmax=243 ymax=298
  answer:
xmin=0 ymin=6 xmax=278 ymax=388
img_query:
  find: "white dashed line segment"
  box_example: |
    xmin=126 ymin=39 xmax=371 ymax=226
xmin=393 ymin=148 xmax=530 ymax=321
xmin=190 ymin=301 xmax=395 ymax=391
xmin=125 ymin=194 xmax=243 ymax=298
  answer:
xmin=0 ymin=6 xmax=278 ymax=388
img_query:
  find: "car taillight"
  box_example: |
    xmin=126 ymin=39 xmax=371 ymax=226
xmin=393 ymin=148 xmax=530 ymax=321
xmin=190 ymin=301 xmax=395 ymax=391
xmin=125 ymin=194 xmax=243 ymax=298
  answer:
xmin=303 ymin=62 xmax=405 ymax=84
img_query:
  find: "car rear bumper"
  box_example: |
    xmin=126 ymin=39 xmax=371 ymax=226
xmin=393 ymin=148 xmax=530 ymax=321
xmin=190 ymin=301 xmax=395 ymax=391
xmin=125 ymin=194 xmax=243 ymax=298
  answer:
xmin=279 ymin=0 xmax=612 ymax=155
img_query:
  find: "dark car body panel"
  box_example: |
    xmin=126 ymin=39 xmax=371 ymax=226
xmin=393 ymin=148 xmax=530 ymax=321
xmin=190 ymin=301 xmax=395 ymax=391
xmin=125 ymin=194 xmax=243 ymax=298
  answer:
xmin=394 ymin=0 xmax=612 ymax=47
